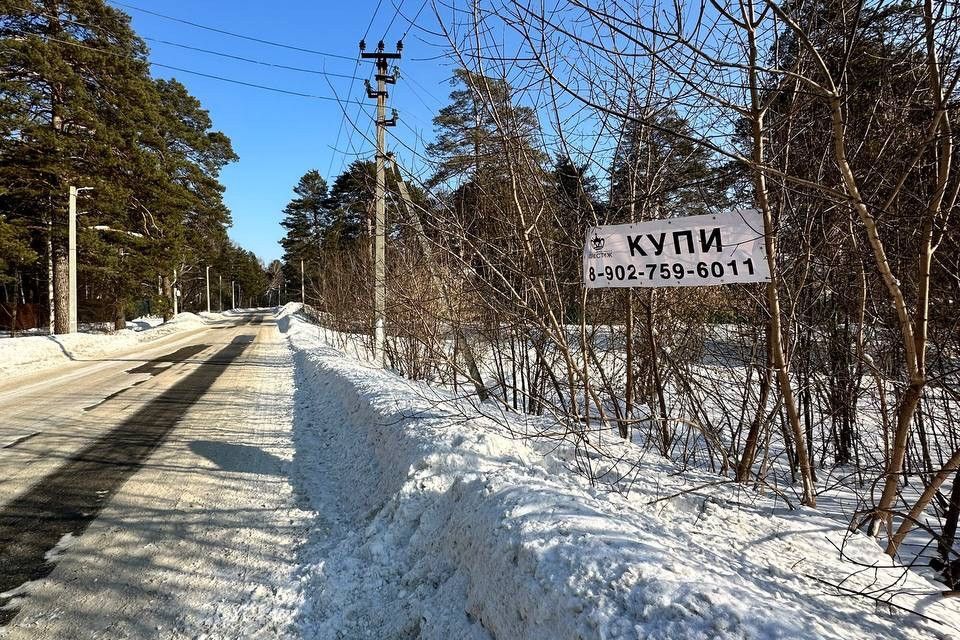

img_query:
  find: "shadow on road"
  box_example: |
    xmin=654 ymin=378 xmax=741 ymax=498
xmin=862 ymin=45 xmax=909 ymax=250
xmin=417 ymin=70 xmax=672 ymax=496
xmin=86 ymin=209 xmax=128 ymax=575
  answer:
xmin=0 ymin=334 xmax=255 ymax=625
xmin=188 ymin=440 xmax=283 ymax=476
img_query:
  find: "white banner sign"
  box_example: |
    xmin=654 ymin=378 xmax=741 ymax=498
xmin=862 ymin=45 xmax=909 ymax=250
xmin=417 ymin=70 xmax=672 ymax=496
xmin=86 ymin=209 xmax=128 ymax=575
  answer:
xmin=582 ymin=209 xmax=771 ymax=288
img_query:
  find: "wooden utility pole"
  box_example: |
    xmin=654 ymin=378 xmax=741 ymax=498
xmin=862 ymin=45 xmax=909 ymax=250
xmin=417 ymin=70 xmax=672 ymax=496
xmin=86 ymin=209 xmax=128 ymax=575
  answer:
xmin=361 ymin=38 xmax=401 ymax=367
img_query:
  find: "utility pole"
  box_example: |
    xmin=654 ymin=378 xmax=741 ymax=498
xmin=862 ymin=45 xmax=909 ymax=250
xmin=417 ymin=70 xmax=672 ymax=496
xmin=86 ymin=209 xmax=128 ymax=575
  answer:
xmin=205 ymin=265 xmax=211 ymax=313
xmin=231 ymin=280 xmax=235 ymax=309
xmin=67 ymin=186 xmax=93 ymax=333
xmin=172 ymin=268 xmax=178 ymax=316
xmin=300 ymin=259 xmax=305 ymax=304
xmin=219 ymin=274 xmax=222 ymax=311
xmin=361 ymin=38 xmax=401 ymax=367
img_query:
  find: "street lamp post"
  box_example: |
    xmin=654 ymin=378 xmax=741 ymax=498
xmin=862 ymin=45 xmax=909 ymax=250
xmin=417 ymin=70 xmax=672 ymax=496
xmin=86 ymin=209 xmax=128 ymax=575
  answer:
xmin=68 ymin=186 xmax=93 ymax=333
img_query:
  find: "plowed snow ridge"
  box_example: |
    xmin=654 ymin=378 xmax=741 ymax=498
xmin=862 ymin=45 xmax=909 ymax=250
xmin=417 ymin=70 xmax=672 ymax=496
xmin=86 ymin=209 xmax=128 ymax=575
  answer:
xmin=281 ymin=307 xmax=960 ymax=640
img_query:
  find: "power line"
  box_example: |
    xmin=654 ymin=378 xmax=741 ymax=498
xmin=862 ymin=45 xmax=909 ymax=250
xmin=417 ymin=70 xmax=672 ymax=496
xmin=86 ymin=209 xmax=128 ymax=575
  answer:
xmin=363 ymin=0 xmax=386 ymax=41
xmin=38 ymin=34 xmax=370 ymax=104
xmin=144 ymin=37 xmax=363 ymax=80
xmin=12 ymin=7 xmax=362 ymax=82
xmin=329 ymin=101 xmax=376 ymax=165
xmin=107 ymin=1 xmax=358 ymax=61
xmin=326 ymin=63 xmax=364 ymax=179
xmin=149 ymin=62 xmax=366 ymax=103
xmin=349 ymin=0 xmax=407 ymax=182
xmin=401 ymin=0 xmax=432 ymax=40
xmin=329 ymin=76 xmax=378 ymax=164
xmin=405 ymin=73 xmax=443 ymax=107
xmin=332 ymin=89 xmax=437 ymax=190
xmin=381 ymin=0 xmax=407 ymax=40
xmin=12 ymin=3 xmax=432 ymax=180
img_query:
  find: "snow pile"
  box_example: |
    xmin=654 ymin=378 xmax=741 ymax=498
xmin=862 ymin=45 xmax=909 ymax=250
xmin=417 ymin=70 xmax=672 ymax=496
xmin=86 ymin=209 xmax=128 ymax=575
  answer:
xmin=283 ymin=313 xmax=960 ymax=640
xmin=125 ymin=315 xmax=165 ymax=331
xmin=0 ymin=312 xmax=217 ymax=381
xmin=276 ymin=302 xmax=302 ymax=324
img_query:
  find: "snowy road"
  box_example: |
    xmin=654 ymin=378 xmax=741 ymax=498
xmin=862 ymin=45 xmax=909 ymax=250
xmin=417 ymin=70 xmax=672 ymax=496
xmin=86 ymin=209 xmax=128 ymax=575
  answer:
xmin=0 ymin=312 xmax=307 ymax=637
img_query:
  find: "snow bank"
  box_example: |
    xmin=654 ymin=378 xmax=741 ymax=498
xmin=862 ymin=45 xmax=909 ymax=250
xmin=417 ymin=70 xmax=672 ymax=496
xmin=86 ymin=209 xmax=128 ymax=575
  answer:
xmin=125 ymin=315 xmax=165 ymax=331
xmin=284 ymin=314 xmax=960 ymax=640
xmin=0 ymin=312 xmax=216 ymax=381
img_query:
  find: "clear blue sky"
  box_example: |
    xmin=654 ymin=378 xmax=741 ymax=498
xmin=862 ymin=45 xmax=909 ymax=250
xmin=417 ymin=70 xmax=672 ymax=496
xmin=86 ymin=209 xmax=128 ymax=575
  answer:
xmin=115 ymin=0 xmax=452 ymax=263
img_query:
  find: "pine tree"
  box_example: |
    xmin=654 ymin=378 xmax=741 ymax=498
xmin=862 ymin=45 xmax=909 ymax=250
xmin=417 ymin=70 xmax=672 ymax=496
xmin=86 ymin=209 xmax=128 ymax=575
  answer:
xmin=427 ymin=68 xmax=546 ymax=285
xmin=551 ymin=155 xmax=599 ymax=321
xmin=0 ymin=0 xmax=158 ymax=331
xmin=324 ymin=162 xmax=376 ymax=248
xmin=1 ymin=2 xmax=238 ymax=327
xmin=0 ymin=215 xmax=36 ymax=285
xmin=281 ymin=170 xmax=330 ymax=256
xmin=279 ymin=169 xmax=332 ymax=298
xmin=146 ymin=78 xmax=236 ymax=318
xmin=427 ymin=68 xmax=541 ymax=188
xmin=608 ymin=109 xmax=729 ymax=223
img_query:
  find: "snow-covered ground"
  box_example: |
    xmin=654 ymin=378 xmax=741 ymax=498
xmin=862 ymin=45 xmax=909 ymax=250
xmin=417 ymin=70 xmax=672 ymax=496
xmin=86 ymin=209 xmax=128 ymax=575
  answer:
xmin=0 ymin=311 xmax=230 ymax=382
xmin=278 ymin=304 xmax=960 ymax=639
xmin=0 ymin=315 xmax=167 ymax=337
xmin=3 ymin=305 xmax=957 ymax=637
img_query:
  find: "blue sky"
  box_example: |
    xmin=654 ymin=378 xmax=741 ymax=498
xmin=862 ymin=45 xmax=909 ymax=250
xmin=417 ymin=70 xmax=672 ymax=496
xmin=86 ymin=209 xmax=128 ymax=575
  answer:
xmin=115 ymin=0 xmax=452 ymax=263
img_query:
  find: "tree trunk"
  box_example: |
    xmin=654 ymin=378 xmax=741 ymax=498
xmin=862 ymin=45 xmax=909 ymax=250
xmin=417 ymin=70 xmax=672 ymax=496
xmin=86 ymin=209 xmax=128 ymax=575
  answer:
xmin=888 ymin=447 xmax=960 ymax=556
xmin=936 ymin=469 xmax=960 ymax=585
xmin=622 ymin=291 xmax=633 ymax=439
xmin=10 ymin=270 xmax=20 ymax=337
xmin=749 ymin=119 xmax=814 ymax=505
xmin=53 ymin=244 xmax=69 ymax=334
xmin=646 ymin=292 xmax=670 ymax=455
xmin=737 ymin=329 xmax=772 ymax=482
xmin=742 ymin=7 xmax=815 ymax=506
xmin=47 ymin=216 xmax=54 ymax=334
xmin=162 ymin=275 xmax=173 ymax=321
xmin=114 ymin=298 xmax=125 ymax=331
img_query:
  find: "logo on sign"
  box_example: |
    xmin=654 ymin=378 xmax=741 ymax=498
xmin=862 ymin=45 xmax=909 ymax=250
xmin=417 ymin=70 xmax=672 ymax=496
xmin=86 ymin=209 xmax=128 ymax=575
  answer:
xmin=591 ymin=234 xmax=605 ymax=251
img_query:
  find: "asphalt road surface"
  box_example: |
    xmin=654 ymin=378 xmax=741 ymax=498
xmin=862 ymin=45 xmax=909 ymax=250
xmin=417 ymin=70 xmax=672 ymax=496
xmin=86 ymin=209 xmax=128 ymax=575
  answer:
xmin=0 ymin=312 xmax=307 ymax=637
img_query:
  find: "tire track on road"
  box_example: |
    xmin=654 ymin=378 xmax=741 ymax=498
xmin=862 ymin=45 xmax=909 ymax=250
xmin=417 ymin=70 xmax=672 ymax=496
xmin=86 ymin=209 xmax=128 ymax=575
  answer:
xmin=0 ymin=334 xmax=255 ymax=624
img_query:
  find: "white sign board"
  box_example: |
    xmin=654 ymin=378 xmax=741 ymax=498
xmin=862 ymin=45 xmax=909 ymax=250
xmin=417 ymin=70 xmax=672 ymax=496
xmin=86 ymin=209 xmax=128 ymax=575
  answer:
xmin=582 ymin=209 xmax=770 ymax=288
